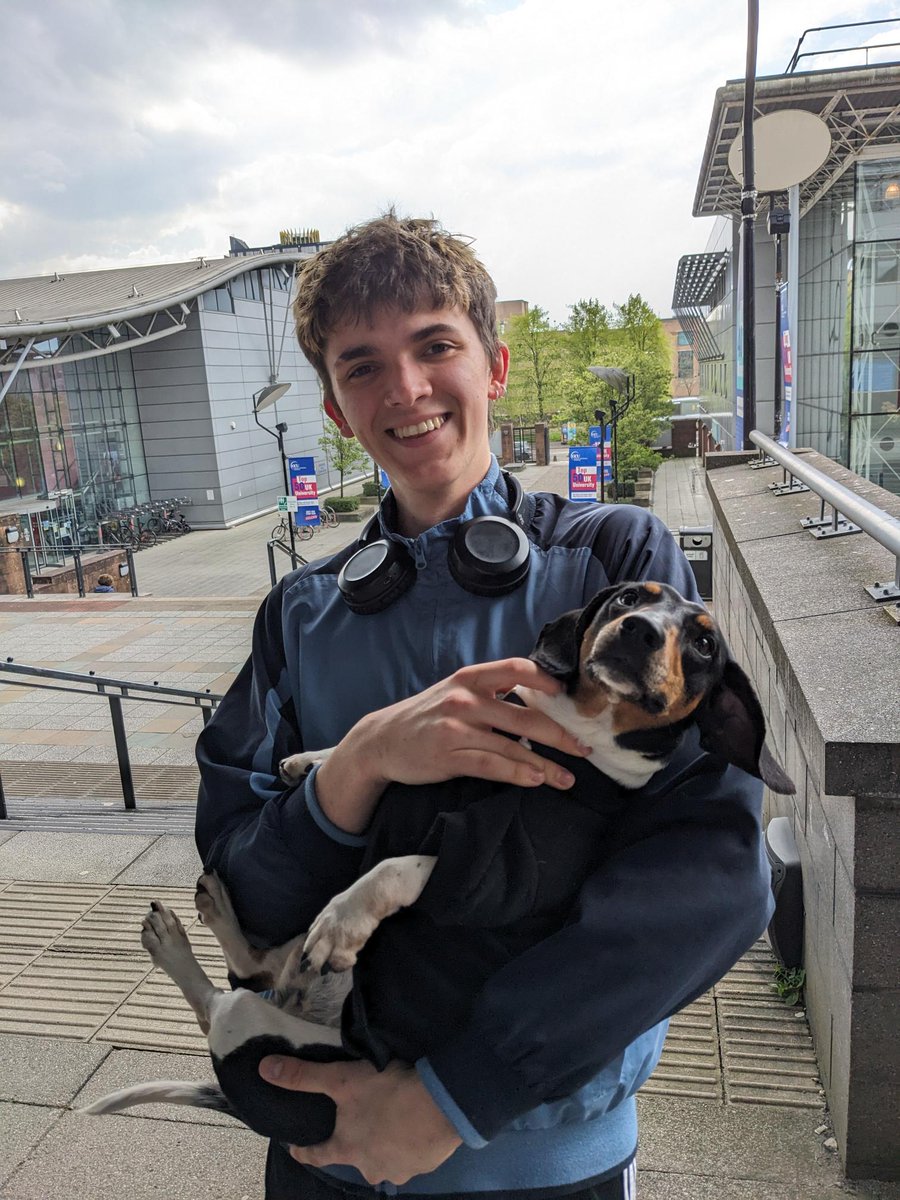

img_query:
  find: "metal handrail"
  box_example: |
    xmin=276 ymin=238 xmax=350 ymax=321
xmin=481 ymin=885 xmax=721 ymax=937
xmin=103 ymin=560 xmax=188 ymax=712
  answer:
xmin=0 ymin=660 xmax=224 ymax=818
xmin=750 ymin=431 xmax=900 ymax=597
xmin=266 ymin=537 xmax=308 ymax=588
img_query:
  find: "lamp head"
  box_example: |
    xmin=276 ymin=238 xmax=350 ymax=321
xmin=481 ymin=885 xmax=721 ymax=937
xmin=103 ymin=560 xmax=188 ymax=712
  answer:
xmin=589 ymin=366 xmax=631 ymax=393
xmin=254 ymin=382 xmax=291 ymax=412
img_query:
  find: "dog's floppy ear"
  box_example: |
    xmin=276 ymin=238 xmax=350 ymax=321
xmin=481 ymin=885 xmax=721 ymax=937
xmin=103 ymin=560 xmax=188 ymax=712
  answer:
xmin=529 ymin=585 xmax=620 ymax=687
xmin=695 ymin=660 xmax=795 ymax=794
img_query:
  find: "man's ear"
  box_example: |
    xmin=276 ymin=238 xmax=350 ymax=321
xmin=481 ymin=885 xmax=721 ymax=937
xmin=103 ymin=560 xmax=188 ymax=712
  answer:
xmin=490 ymin=343 xmax=510 ymax=395
xmin=695 ymin=660 xmax=795 ymax=794
xmin=323 ymin=395 xmax=354 ymax=438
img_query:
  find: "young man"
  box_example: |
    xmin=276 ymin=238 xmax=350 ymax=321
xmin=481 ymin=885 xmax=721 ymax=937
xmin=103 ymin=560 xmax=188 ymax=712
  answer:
xmin=196 ymin=214 xmax=773 ymax=1199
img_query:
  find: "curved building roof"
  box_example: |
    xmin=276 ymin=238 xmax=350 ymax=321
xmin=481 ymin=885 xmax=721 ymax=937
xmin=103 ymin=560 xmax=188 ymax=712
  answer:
xmin=0 ymin=249 xmax=308 ymax=338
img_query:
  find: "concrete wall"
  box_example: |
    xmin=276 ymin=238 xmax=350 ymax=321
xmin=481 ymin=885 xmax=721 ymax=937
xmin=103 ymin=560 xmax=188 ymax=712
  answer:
xmin=705 ymin=449 xmax=899 ymax=1180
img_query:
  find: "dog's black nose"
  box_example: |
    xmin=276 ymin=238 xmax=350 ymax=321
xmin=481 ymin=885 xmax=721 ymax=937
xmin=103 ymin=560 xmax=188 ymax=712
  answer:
xmin=620 ymin=615 xmax=664 ymax=650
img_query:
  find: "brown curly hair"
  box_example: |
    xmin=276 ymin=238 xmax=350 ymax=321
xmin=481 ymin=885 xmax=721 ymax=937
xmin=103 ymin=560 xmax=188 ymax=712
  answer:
xmin=292 ymin=212 xmax=499 ymax=397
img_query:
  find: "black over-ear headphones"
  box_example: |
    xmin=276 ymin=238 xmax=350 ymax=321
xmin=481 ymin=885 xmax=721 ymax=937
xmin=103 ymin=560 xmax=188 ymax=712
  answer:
xmin=338 ymin=472 xmax=531 ymax=615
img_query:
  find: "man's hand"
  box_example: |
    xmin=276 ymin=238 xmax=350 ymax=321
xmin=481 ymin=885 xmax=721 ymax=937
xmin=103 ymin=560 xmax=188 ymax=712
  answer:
xmin=258 ymin=1055 xmax=463 ymax=1186
xmin=315 ymin=658 xmax=593 ymax=833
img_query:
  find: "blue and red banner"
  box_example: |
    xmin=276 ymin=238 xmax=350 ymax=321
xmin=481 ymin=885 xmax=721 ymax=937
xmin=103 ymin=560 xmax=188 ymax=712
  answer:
xmin=568 ymin=446 xmax=598 ymax=501
xmin=288 ymin=456 xmax=320 ymax=526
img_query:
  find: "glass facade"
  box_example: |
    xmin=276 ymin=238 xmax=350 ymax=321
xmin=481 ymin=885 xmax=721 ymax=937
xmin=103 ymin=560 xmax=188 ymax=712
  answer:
xmin=851 ymin=160 xmax=900 ymax=493
xmin=0 ymin=344 xmax=149 ymax=526
xmin=796 ymin=158 xmax=900 ymax=494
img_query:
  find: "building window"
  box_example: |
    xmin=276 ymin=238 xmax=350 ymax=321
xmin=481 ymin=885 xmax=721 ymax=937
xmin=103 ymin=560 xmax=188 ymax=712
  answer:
xmin=231 ymin=272 xmax=261 ymax=301
xmin=678 ymin=350 xmax=694 ymax=379
xmin=676 ymin=331 xmax=693 ymax=346
xmin=201 ymin=285 xmax=234 ymax=313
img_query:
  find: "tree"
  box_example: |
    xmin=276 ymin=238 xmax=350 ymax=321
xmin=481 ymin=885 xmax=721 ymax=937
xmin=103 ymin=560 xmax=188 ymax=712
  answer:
xmin=502 ymin=307 xmax=565 ymax=422
xmin=318 ymin=424 xmax=370 ymax=496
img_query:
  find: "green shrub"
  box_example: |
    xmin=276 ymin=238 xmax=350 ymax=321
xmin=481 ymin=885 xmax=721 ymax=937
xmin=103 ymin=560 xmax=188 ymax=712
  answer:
xmin=327 ymin=496 xmax=361 ymax=513
xmin=362 ymin=481 xmax=382 ymax=496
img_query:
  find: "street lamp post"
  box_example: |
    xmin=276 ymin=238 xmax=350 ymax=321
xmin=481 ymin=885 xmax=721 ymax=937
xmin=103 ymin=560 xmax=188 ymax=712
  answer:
xmin=589 ymin=366 xmax=635 ymax=501
xmin=593 ymin=409 xmax=606 ymax=503
xmin=252 ymin=382 xmax=296 ymax=560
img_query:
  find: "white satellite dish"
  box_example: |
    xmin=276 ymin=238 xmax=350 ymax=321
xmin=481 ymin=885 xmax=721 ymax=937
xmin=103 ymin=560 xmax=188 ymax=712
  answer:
xmin=728 ymin=109 xmax=831 ymax=192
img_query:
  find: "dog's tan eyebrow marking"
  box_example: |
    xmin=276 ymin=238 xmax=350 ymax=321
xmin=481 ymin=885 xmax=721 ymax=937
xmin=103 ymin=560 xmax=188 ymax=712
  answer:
xmin=696 ymin=613 xmax=715 ymax=630
xmin=643 ymin=582 xmax=662 ymax=595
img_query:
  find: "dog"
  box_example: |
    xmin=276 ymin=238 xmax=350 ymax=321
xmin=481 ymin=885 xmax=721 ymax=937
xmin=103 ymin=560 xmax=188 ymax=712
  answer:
xmin=81 ymin=581 xmax=794 ymax=1144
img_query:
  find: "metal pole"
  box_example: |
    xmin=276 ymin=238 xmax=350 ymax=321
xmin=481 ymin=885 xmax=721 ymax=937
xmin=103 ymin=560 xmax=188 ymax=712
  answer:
xmin=277 ymin=426 xmax=298 ymax=563
xmin=267 ymin=540 xmax=277 ymax=589
xmin=126 ymin=547 xmax=137 ymax=596
xmin=73 ymin=548 xmax=85 ymax=597
xmin=108 ymin=694 xmax=136 ymax=810
xmin=740 ymin=0 xmax=759 ymax=448
xmin=0 ymin=770 xmax=6 ymax=819
xmin=19 ymin=549 xmax=34 ymax=598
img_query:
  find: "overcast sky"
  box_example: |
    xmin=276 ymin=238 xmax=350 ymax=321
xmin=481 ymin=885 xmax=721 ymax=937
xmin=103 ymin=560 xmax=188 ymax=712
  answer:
xmin=3 ymin=0 xmax=898 ymax=321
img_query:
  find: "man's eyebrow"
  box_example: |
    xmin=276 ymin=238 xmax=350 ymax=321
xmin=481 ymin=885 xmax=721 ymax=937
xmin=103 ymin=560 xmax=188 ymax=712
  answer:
xmin=333 ymin=323 xmax=461 ymax=366
xmin=334 ymin=343 xmax=377 ymax=365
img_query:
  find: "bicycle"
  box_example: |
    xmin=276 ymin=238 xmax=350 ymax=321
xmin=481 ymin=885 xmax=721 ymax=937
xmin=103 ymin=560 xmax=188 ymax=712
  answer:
xmin=320 ymin=504 xmax=339 ymax=529
xmin=271 ymin=516 xmax=314 ymax=543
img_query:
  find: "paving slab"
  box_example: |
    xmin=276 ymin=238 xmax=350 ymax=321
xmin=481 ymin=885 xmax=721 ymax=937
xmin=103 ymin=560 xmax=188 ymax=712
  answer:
xmin=636 ymin=1094 xmax=844 ymax=1189
xmin=0 ymin=1103 xmax=63 ymax=1191
xmin=112 ymin=834 xmax=202 ymax=886
xmin=0 ymin=831 xmax=152 ymax=882
xmin=2 ymin=1109 xmax=266 ymax=1200
xmin=0 ymin=1035 xmax=111 ymax=1104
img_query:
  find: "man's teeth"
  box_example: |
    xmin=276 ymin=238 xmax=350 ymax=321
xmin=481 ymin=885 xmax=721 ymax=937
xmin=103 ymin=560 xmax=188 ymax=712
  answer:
xmin=393 ymin=416 xmax=446 ymax=439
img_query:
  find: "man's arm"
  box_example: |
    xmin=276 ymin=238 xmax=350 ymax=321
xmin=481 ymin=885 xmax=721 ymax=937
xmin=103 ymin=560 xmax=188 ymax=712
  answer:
xmin=421 ymin=754 xmax=773 ymax=1138
xmin=196 ymin=582 xmax=368 ymax=944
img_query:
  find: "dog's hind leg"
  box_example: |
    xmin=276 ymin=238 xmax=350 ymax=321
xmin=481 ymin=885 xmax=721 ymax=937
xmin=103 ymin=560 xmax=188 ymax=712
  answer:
xmin=142 ymin=901 xmax=220 ymax=1034
xmin=195 ymin=870 xmax=303 ymax=988
xmin=301 ymin=854 xmax=437 ymax=974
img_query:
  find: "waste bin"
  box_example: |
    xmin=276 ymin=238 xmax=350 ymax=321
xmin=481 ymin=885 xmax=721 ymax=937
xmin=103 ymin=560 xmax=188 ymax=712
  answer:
xmin=765 ymin=816 xmax=804 ymax=969
xmin=678 ymin=526 xmax=713 ymax=600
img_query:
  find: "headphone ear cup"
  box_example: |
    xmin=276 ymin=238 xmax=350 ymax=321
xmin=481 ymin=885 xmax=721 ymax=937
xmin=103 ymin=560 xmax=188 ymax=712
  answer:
xmin=448 ymin=516 xmax=531 ymax=598
xmin=338 ymin=540 xmax=416 ymax=615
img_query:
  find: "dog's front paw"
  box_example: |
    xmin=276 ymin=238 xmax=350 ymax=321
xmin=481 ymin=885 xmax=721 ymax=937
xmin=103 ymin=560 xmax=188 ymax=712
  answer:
xmin=279 ymin=748 xmax=330 ymax=785
xmin=301 ymin=894 xmax=380 ymax=975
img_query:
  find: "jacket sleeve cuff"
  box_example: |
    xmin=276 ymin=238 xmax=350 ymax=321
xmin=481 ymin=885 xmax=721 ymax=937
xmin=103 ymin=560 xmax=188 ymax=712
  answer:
xmin=420 ymin=1033 xmax=540 ymax=1142
xmin=298 ymin=764 xmax=368 ymax=848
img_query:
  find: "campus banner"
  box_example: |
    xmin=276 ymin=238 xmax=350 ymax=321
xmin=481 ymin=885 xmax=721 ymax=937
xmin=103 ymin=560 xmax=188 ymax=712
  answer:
xmin=288 ymin=456 xmax=320 ymax=526
xmin=568 ymin=446 xmax=597 ymax=501
xmin=778 ymin=283 xmax=792 ymax=448
xmin=588 ymin=425 xmax=613 ymax=483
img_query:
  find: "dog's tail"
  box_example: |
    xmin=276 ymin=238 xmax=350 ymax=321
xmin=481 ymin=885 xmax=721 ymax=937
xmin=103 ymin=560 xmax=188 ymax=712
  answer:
xmin=78 ymin=1080 xmax=238 ymax=1118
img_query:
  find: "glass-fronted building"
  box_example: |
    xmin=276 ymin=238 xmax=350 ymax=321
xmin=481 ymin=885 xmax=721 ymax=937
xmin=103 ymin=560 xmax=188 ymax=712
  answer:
xmin=0 ymin=246 xmax=350 ymax=552
xmin=673 ymin=60 xmax=900 ymax=495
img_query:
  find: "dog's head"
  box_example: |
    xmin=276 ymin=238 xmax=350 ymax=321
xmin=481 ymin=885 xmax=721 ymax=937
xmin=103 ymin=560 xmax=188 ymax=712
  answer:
xmin=529 ymin=581 xmax=794 ymax=794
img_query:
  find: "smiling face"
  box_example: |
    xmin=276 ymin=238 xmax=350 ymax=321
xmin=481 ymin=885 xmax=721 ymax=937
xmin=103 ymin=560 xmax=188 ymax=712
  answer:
xmin=322 ymin=305 xmax=509 ymax=536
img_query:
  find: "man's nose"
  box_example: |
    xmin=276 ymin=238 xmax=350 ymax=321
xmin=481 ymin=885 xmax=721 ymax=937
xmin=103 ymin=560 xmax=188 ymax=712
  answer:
xmin=384 ymin=359 xmax=431 ymax=406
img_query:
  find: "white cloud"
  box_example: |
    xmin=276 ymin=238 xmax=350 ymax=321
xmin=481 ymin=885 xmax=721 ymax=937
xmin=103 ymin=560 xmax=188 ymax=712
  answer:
xmin=1 ymin=0 xmax=897 ymax=320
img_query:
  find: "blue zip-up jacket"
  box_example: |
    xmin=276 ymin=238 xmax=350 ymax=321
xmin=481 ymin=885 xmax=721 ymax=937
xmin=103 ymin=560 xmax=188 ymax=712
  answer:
xmin=196 ymin=459 xmax=773 ymax=1196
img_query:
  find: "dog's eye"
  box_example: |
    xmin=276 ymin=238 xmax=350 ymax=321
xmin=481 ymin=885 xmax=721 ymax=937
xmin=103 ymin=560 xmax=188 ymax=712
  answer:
xmin=695 ymin=634 xmax=716 ymax=658
xmin=617 ymin=589 xmax=640 ymax=608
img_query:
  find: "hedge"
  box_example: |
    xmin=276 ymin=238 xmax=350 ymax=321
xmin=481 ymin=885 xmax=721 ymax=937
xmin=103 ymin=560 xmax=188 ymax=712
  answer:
xmin=327 ymin=496 xmax=361 ymax=513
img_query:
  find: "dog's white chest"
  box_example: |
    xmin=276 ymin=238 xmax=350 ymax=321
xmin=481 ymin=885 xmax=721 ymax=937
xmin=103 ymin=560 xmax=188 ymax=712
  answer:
xmin=513 ymin=687 xmax=659 ymax=789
